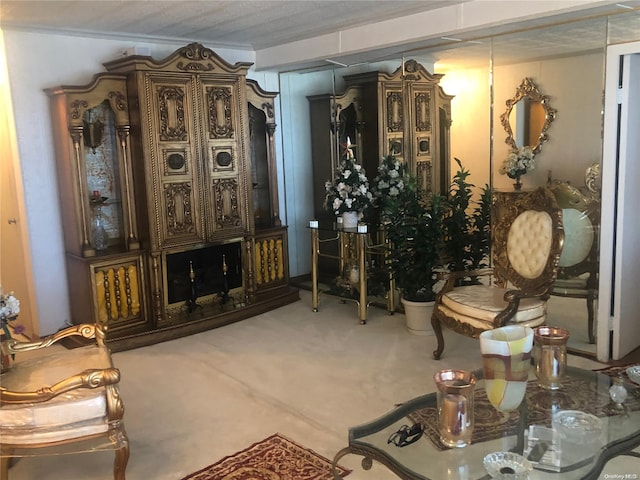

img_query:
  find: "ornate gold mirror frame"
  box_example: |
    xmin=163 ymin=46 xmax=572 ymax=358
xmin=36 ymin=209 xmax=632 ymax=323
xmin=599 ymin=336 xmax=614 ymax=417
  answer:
xmin=500 ymin=77 xmax=557 ymax=154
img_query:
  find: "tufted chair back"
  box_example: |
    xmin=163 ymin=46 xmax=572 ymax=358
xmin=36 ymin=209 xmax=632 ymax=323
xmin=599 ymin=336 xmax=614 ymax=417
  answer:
xmin=431 ymin=187 xmax=564 ymax=359
xmin=548 ymin=164 xmax=601 ymax=343
xmin=493 ymin=187 xmax=564 ymax=292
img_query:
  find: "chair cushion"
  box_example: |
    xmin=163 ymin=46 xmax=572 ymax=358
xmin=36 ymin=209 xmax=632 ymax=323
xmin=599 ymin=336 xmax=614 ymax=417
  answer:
xmin=0 ymin=345 xmax=112 ymax=444
xmin=441 ymin=284 xmax=547 ymax=324
xmin=507 ymin=210 xmax=553 ymax=279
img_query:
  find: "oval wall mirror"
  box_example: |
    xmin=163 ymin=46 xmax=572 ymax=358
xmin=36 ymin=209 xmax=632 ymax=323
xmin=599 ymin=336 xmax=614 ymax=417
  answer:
xmin=500 ymin=77 xmax=557 ymax=154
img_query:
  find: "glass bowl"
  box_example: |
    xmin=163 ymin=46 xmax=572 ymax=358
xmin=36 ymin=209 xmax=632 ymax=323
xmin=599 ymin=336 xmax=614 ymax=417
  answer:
xmin=483 ymin=452 xmax=533 ymax=479
xmin=626 ymin=365 xmax=640 ymax=385
xmin=553 ymin=410 xmax=603 ymax=443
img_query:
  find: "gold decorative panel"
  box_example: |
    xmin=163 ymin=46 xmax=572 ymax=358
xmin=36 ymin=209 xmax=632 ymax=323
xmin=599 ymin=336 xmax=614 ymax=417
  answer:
xmin=416 ymin=160 xmax=432 ymax=197
xmin=386 ymin=91 xmax=403 ymax=132
xmin=95 ymin=265 xmax=141 ymax=324
xmin=157 ymin=85 xmax=188 ymax=142
xmin=164 ymin=149 xmax=189 ymax=175
xmin=164 ymin=182 xmax=195 ymax=235
xmin=416 ymin=136 xmax=431 ymax=157
xmin=254 ymin=237 xmax=285 ymax=286
xmin=415 ymin=92 xmax=432 ymax=132
xmin=206 ymin=86 xmax=234 ymax=139
xmin=213 ymin=178 xmax=240 ymax=228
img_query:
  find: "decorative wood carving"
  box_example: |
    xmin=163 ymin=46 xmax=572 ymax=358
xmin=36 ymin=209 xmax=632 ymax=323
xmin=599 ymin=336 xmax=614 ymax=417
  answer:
xmin=108 ymin=90 xmax=127 ymax=111
xmin=176 ymin=42 xmax=217 ymax=72
xmin=386 ymin=91 xmax=403 ymax=132
xmin=164 ymin=182 xmax=195 ymax=234
xmin=206 ymin=86 xmax=234 ymax=139
xmin=213 ymin=178 xmax=240 ymax=228
xmin=415 ymin=92 xmax=432 ymax=132
xmin=157 ymin=86 xmax=188 ymax=141
xmin=416 ymin=161 xmax=432 ymax=197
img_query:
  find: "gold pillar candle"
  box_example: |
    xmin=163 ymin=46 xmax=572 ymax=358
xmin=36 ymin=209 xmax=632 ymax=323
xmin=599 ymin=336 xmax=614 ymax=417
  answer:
xmin=434 ymin=369 xmax=477 ymax=448
xmin=534 ymin=326 xmax=569 ymax=390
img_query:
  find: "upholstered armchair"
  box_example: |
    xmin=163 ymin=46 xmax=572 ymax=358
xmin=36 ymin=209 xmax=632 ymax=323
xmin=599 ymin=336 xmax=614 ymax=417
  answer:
xmin=550 ymin=164 xmax=601 ymax=343
xmin=431 ymin=187 xmax=564 ymax=359
xmin=0 ymin=324 xmax=128 ymax=479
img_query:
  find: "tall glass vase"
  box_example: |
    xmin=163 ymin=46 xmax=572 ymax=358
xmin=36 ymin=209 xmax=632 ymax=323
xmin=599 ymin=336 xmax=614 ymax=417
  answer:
xmin=92 ymin=204 xmax=109 ymax=251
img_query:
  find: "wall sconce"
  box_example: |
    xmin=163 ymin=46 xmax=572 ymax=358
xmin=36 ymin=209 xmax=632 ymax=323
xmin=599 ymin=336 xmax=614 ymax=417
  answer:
xmin=83 ymin=107 xmax=104 ymax=153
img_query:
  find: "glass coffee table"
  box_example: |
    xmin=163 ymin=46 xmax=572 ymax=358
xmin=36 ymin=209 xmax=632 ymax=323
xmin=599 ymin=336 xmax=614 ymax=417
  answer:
xmin=332 ymin=366 xmax=640 ymax=479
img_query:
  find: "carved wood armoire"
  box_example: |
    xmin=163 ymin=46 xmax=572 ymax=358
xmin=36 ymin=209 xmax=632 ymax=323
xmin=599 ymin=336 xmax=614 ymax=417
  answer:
xmin=308 ymin=59 xmax=453 ymax=223
xmin=45 ymin=43 xmax=297 ymax=350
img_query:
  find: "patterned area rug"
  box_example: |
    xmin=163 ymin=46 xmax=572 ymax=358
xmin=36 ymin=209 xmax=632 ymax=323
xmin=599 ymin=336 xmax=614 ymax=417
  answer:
xmin=180 ymin=433 xmax=351 ymax=480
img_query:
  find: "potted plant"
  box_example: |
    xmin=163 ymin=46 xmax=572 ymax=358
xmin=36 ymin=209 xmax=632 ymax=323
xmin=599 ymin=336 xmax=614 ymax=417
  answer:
xmin=441 ymin=158 xmax=492 ymax=280
xmin=384 ymin=158 xmax=491 ymax=334
xmin=384 ymin=169 xmax=444 ymax=334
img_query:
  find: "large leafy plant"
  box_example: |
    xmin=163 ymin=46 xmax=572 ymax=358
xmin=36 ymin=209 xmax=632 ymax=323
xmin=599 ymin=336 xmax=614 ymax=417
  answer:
xmin=441 ymin=158 xmax=491 ymax=278
xmin=384 ymin=158 xmax=491 ymax=302
xmin=385 ymin=174 xmax=444 ymax=302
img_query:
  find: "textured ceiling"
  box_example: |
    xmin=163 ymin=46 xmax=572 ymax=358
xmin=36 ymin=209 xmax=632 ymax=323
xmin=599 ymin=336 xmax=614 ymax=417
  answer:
xmin=1 ymin=0 xmax=639 ymax=69
xmin=0 ymin=0 xmax=465 ymax=49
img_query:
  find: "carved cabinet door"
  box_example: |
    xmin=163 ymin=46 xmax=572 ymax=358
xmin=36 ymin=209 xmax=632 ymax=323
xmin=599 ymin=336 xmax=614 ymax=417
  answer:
xmin=144 ymin=73 xmax=205 ymax=248
xmin=199 ymin=77 xmax=245 ymax=237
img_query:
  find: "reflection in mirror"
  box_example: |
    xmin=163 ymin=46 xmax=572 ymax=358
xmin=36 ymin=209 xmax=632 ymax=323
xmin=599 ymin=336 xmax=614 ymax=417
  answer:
xmin=500 ymin=77 xmax=556 ymax=154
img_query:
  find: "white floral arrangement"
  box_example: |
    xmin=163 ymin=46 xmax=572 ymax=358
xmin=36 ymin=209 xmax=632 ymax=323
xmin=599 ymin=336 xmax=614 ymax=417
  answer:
xmin=0 ymin=287 xmax=21 ymax=340
xmin=371 ymin=155 xmax=407 ymax=206
xmin=324 ymin=138 xmax=373 ymax=216
xmin=499 ymin=146 xmax=536 ymax=179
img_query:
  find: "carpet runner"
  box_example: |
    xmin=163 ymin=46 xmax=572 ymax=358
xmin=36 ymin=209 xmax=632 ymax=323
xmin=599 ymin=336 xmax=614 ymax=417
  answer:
xmin=180 ymin=433 xmax=350 ymax=480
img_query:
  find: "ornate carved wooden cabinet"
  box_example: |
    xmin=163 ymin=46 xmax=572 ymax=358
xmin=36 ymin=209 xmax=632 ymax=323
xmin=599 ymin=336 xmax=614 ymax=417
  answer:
xmin=45 ymin=74 xmax=148 ymax=338
xmin=47 ymin=44 xmax=296 ymax=349
xmin=309 ymin=60 xmax=453 ymax=222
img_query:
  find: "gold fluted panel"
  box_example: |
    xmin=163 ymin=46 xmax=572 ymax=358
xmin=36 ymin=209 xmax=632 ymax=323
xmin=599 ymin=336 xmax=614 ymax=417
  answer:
xmin=96 ymin=265 xmax=140 ymax=323
xmin=254 ymin=238 xmax=284 ymax=286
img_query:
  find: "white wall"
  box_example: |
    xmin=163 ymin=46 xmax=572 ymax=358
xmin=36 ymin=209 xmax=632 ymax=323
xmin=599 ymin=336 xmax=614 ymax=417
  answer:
xmin=2 ymin=30 xmax=266 ymax=335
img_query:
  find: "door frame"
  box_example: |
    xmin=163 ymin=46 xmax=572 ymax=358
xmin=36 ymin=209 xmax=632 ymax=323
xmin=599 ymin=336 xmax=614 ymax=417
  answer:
xmin=598 ymin=40 xmax=640 ymax=362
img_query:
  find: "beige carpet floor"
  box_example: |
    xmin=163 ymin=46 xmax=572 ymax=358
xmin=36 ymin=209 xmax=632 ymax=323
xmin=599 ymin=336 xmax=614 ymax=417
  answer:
xmin=4 ymin=290 xmax=638 ymax=480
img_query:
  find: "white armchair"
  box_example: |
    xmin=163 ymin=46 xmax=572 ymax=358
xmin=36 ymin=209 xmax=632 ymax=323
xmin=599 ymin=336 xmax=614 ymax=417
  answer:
xmin=0 ymin=324 xmax=128 ymax=479
xmin=431 ymin=187 xmax=565 ymax=359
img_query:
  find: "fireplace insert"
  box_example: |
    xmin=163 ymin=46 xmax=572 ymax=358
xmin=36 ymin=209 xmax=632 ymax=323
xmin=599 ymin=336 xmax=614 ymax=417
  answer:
xmin=164 ymin=241 xmax=243 ymax=308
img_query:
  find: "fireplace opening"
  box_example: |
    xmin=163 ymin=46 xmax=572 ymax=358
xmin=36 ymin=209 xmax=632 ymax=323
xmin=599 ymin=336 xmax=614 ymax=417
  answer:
xmin=165 ymin=242 xmax=242 ymax=307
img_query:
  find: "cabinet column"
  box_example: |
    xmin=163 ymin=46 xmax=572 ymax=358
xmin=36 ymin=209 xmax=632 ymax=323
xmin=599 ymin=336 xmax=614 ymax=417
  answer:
xmin=116 ymin=126 xmax=139 ymax=250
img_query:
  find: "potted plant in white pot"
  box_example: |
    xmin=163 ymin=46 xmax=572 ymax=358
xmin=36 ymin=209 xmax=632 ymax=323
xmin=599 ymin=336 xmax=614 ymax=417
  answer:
xmin=383 ymin=168 xmax=444 ymax=335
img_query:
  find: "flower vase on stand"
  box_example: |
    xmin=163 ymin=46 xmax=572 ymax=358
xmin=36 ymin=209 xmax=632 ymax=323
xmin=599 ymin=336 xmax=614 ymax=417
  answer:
xmin=513 ymin=176 xmax=523 ymax=191
xmin=0 ymin=335 xmax=11 ymax=374
xmin=341 ymin=211 xmax=359 ymax=229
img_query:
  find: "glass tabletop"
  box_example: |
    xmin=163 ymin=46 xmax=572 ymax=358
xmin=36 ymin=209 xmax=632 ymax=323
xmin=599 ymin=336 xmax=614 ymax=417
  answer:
xmin=336 ymin=366 xmax=640 ymax=480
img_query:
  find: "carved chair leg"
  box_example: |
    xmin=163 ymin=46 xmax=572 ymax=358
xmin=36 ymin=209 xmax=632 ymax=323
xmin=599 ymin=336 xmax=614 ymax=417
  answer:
xmin=114 ymin=444 xmax=129 ymax=480
xmin=587 ymin=294 xmax=596 ymax=344
xmin=431 ymin=312 xmax=445 ymax=360
xmin=1 ymin=455 xmax=10 ymax=479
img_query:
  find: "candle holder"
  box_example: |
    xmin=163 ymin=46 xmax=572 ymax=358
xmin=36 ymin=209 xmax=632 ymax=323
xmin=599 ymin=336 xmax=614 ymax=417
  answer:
xmin=433 ymin=369 xmax=476 ymax=448
xmin=533 ymin=326 xmax=569 ymax=390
